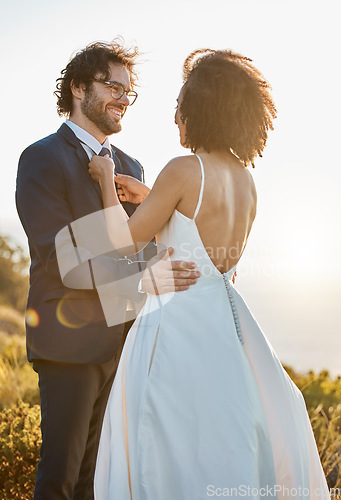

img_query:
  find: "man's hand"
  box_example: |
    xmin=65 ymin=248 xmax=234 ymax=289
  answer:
xmin=88 ymin=155 xmax=114 ymax=183
xmin=114 ymin=173 xmax=150 ymax=204
xmin=141 ymin=247 xmax=200 ymax=295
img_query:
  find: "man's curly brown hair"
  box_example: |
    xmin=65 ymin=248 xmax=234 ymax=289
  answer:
xmin=54 ymin=38 xmax=139 ymax=117
xmin=179 ymin=49 xmax=277 ymax=167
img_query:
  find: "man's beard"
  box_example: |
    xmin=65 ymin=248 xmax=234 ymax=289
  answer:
xmin=81 ymin=87 xmax=122 ymax=136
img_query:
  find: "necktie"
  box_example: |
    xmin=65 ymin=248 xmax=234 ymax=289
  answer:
xmin=99 ymin=147 xmax=112 ymax=158
xmin=98 ymin=147 xmax=123 ymax=174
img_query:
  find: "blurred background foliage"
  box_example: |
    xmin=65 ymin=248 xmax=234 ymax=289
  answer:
xmin=0 ymin=236 xmax=29 ymax=313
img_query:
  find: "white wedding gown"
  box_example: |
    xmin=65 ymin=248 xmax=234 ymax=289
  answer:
xmin=94 ymin=155 xmax=330 ymax=500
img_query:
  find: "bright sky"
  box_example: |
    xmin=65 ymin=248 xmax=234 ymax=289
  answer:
xmin=1 ymin=0 xmax=340 ymax=375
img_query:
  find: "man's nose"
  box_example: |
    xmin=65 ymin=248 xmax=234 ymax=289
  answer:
xmin=117 ymin=93 xmax=130 ymax=106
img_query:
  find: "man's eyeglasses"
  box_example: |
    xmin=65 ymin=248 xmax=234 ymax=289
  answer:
xmin=93 ymin=79 xmax=138 ymax=106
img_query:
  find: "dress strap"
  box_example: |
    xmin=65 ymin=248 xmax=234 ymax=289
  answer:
xmin=193 ymin=154 xmax=205 ymax=220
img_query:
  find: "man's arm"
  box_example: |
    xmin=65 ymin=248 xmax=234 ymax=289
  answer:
xmin=16 ymin=144 xmax=148 ymax=295
xmin=16 ymin=143 xmax=77 ymax=280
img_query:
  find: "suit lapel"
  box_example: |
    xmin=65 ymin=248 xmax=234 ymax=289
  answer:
xmin=57 ymin=123 xmax=103 ymax=204
xmin=111 ymin=148 xmax=123 ymax=174
xmin=57 ymin=124 xmax=135 ymax=211
xmin=75 ymin=144 xmax=103 ymax=201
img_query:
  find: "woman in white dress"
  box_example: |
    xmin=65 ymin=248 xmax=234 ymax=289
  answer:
xmin=89 ymin=49 xmax=330 ymax=499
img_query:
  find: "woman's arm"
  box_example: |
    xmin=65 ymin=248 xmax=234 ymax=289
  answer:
xmin=115 ymin=173 xmax=151 ymax=204
xmin=88 ymin=155 xmax=187 ymax=254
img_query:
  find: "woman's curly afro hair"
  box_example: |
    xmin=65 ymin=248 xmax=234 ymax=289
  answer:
xmin=179 ymin=49 xmax=277 ymax=167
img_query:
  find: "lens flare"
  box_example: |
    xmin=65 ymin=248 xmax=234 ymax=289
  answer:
xmin=56 ymin=297 xmax=95 ymax=329
xmin=26 ymin=308 xmax=40 ymax=327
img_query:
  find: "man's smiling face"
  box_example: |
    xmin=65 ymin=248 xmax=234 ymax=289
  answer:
xmin=81 ymin=62 xmax=131 ymax=136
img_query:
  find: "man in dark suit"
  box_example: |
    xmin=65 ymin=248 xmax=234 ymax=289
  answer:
xmin=16 ymin=39 xmax=199 ymax=500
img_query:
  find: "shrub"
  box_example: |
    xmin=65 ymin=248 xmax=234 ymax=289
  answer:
xmin=0 ymin=401 xmax=41 ymax=499
xmin=0 ymin=305 xmax=25 ymax=337
xmin=0 ymin=337 xmax=39 ymax=410
xmin=0 ymin=359 xmax=339 ymax=498
xmin=0 ymin=237 xmax=29 ymax=313
xmin=284 ymin=365 xmax=341 ymax=495
xmin=309 ymin=404 xmax=341 ymax=493
xmin=298 ymin=369 xmax=341 ymax=412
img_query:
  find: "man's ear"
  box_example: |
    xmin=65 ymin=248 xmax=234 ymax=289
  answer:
xmin=70 ymin=79 xmax=86 ymax=100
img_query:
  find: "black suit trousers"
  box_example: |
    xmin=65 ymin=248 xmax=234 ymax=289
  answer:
xmin=32 ymin=321 xmax=133 ymax=500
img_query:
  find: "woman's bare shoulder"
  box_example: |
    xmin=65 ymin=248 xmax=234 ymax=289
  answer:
xmin=243 ymin=167 xmax=257 ymax=220
xmin=164 ymin=154 xmax=199 ymax=170
xmin=156 ymin=154 xmax=199 ymax=184
xmin=246 ymin=168 xmax=257 ymax=198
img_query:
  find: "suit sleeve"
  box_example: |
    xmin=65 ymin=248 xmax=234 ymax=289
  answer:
xmin=16 ymin=142 xmax=147 ymax=302
xmin=139 ymin=161 xmax=145 ymax=183
xmin=16 ymin=143 xmax=74 ymax=280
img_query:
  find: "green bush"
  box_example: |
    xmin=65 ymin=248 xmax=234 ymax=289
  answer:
xmin=0 ymin=237 xmax=29 ymax=313
xmin=0 ymin=399 xmax=339 ymax=499
xmin=0 ymin=337 xmax=39 ymax=410
xmin=310 ymin=404 xmax=341 ymax=492
xmin=0 ymin=351 xmax=340 ymax=498
xmin=0 ymin=305 xmax=25 ymax=338
xmin=294 ymin=368 xmax=341 ymax=412
xmin=285 ymin=365 xmax=341 ymax=494
xmin=0 ymin=401 xmax=41 ymax=499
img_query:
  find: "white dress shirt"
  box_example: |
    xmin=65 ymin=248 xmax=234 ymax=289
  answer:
xmin=65 ymin=119 xmax=111 ymax=159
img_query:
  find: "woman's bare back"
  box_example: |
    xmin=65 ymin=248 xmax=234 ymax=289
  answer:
xmin=175 ymin=151 xmax=257 ymax=274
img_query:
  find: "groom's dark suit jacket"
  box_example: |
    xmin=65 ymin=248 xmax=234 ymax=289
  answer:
xmin=16 ymin=123 xmax=148 ymax=364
